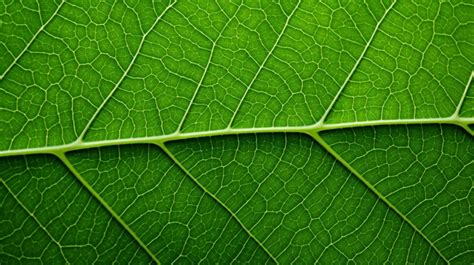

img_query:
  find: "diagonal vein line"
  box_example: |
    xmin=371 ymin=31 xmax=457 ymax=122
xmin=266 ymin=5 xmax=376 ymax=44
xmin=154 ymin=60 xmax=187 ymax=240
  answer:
xmin=317 ymin=0 xmax=397 ymax=125
xmin=76 ymin=1 xmax=177 ymax=142
xmin=310 ymin=132 xmax=450 ymax=264
xmin=1 ymin=180 xmax=68 ymax=262
xmin=454 ymin=71 xmax=473 ymax=117
xmin=0 ymin=1 xmax=66 ymax=80
xmin=158 ymin=142 xmax=279 ymax=264
xmin=56 ymin=152 xmax=161 ymax=265
xmin=227 ymin=0 xmax=302 ymax=128
xmin=177 ymin=4 xmax=243 ymax=132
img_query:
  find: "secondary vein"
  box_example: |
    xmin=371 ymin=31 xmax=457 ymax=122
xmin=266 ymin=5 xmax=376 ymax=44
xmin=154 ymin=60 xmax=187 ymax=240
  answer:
xmin=56 ymin=153 xmax=162 ymax=265
xmin=310 ymin=132 xmax=450 ymax=264
xmin=0 ymin=0 xmax=66 ymax=80
xmin=227 ymin=0 xmax=302 ymax=127
xmin=176 ymin=3 xmax=243 ymax=132
xmin=76 ymin=1 xmax=177 ymax=142
xmin=317 ymin=0 xmax=397 ymax=125
xmin=159 ymin=142 xmax=279 ymax=264
xmin=453 ymin=71 xmax=473 ymax=117
xmin=1 ymin=180 xmax=69 ymax=262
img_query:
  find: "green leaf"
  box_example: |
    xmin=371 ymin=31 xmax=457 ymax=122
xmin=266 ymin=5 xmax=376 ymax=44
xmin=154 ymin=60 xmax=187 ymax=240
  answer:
xmin=1 ymin=0 xmax=473 ymax=264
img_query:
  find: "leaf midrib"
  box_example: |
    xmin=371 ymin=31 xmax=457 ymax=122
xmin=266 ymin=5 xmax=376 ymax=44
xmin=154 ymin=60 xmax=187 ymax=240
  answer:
xmin=0 ymin=116 xmax=472 ymax=158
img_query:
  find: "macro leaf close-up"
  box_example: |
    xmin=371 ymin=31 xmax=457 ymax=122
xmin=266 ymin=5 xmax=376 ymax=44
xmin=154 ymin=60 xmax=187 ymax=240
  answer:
xmin=0 ymin=0 xmax=473 ymax=264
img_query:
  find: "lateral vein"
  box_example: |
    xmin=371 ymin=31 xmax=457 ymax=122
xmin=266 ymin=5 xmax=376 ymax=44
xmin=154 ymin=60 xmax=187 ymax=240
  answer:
xmin=55 ymin=153 xmax=161 ymax=265
xmin=310 ymin=132 xmax=450 ymax=264
xmin=0 ymin=0 xmax=66 ymax=80
xmin=1 ymin=180 xmax=69 ymax=262
xmin=453 ymin=71 xmax=473 ymax=117
xmin=176 ymin=4 xmax=243 ymax=132
xmin=317 ymin=0 xmax=397 ymax=125
xmin=76 ymin=1 xmax=177 ymax=142
xmin=227 ymin=0 xmax=302 ymax=127
xmin=159 ymin=143 xmax=279 ymax=264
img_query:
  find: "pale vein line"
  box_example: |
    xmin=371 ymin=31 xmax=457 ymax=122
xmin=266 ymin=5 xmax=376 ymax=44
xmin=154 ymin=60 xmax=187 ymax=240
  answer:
xmin=176 ymin=4 xmax=243 ymax=132
xmin=1 ymin=180 xmax=68 ymax=262
xmin=317 ymin=0 xmax=397 ymax=125
xmin=310 ymin=132 xmax=450 ymax=264
xmin=317 ymin=117 xmax=473 ymax=131
xmin=453 ymin=71 xmax=473 ymax=117
xmin=0 ymin=0 xmax=66 ymax=80
xmin=227 ymin=0 xmax=302 ymax=127
xmin=1 ymin=116 xmax=472 ymax=157
xmin=76 ymin=1 xmax=177 ymax=142
xmin=158 ymin=143 xmax=279 ymax=264
xmin=56 ymin=153 xmax=161 ymax=265
xmin=450 ymin=250 xmax=474 ymax=262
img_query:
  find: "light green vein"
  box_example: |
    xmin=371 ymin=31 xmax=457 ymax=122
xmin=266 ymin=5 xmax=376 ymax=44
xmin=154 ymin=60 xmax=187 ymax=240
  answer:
xmin=0 ymin=117 xmax=472 ymax=158
xmin=228 ymin=0 xmax=302 ymax=127
xmin=158 ymin=142 xmax=279 ymax=264
xmin=177 ymin=3 xmax=243 ymax=132
xmin=309 ymin=131 xmax=450 ymax=264
xmin=55 ymin=152 xmax=161 ymax=265
xmin=77 ymin=1 xmax=177 ymax=141
xmin=1 ymin=180 xmax=68 ymax=263
xmin=454 ymin=71 xmax=474 ymax=117
xmin=0 ymin=0 xmax=66 ymax=80
xmin=317 ymin=0 xmax=397 ymax=125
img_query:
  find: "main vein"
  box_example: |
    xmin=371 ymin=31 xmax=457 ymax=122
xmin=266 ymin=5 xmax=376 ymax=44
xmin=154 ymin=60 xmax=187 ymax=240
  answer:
xmin=1 ymin=0 xmax=471 ymax=263
xmin=0 ymin=116 xmax=471 ymax=158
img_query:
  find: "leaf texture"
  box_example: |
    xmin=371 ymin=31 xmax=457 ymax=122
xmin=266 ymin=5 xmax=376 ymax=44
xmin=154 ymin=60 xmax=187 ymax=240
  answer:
xmin=0 ymin=0 xmax=473 ymax=264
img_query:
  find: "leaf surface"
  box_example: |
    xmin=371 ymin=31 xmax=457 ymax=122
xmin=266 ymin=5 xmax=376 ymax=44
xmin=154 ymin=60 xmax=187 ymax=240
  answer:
xmin=0 ymin=0 xmax=473 ymax=264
